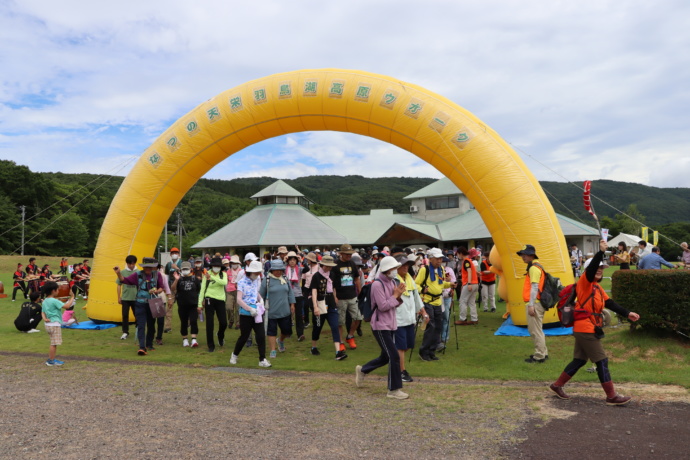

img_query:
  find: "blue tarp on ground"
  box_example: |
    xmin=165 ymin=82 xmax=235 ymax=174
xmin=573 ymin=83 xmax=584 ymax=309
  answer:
xmin=62 ymin=321 xmax=117 ymax=330
xmin=494 ymin=316 xmax=572 ymax=337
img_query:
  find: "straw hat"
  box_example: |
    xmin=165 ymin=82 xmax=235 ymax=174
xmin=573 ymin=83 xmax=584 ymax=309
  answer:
xmin=319 ymin=255 xmax=337 ymax=267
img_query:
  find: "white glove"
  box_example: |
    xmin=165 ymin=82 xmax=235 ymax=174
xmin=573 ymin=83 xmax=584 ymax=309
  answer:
xmin=248 ymin=307 xmax=258 ymax=317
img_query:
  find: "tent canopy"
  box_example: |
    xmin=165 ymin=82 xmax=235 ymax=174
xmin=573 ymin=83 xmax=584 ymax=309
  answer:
xmin=607 ymin=232 xmax=641 ymax=249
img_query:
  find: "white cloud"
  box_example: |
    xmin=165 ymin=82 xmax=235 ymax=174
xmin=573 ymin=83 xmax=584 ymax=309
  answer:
xmin=0 ymin=0 xmax=689 ymax=187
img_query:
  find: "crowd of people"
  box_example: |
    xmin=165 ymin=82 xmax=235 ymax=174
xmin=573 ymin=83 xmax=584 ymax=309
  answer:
xmin=15 ymin=237 xmax=689 ymax=401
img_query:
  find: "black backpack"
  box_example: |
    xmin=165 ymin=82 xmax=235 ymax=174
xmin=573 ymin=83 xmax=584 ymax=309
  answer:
xmin=357 ymin=279 xmax=382 ymax=322
xmin=532 ymin=262 xmax=563 ymax=310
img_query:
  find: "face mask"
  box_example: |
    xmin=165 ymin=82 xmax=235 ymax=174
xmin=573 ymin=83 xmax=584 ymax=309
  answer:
xmin=212 ymin=267 xmax=221 ymax=273
xmin=231 ymin=264 xmax=240 ymax=269
xmin=171 ymin=254 xmax=179 ymax=260
xmin=250 ymin=273 xmax=259 ymax=280
xmin=195 ymin=263 xmax=202 ymax=268
xmin=385 ymin=271 xmax=397 ymax=280
xmin=181 ymin=269 xmax=190 ymax=276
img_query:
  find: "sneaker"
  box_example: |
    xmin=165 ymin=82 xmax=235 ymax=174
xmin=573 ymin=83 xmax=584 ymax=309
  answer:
xmin=530 ymin=354 xmax=549 ymax=361
xmin=549 ymin=384 xmax=571 ymax=400
xmin=245 ymin=337 xmax=253 ymax=348
xmin=82 ymin=296 xmax=87 ymax=300
xmin=155 ymin=338 xmax=163 ymax=346
xmin=311 ymin=347 xmax=320 ymax=356
xmin=490 ymin=308 xmax=496 ymax=312
xmin=218 ymin=339 xmax=225 ymax=347
xmin=339 ymin=343 xmax=346 ymax=352
xmin=191 ymin=339 xmax=198 ymax=348
xmin=419 ymin=353 xmax=433 ymax=362
xmin=183 ymin=338 xmax=190 ymax=347
xmin=387 ymin=389 xmax=409 ymax=400
xmin=454 ymin=320 xmax=469 ymax=325
xmin=483 ymin=308 xmax=489 ymax=312
xmin=120 ymin=333 xmax=128 ymax=340
xmin=357 ymin=325 xmax=363 ymax=337
xmin=277 ymin=338 xmax=286 ymax=352
xmin=208 ymin=347 xmax=215 ymax=353
xmin=148 ymin=345 xmax=156 ymax=351
xmin=304 ymin=322 xmax=310 ymax=329
xmin=164 ymin=329 xmax=172 ymax=333
xmin=259 ymin=358 xmax=272 ymax=368
xmin=297 ymin=335 xmax=306 ymax=342
xmin=230 ymin=353 xmax=238 ymax=365
xmin=355 ymin=365 xmax=365 ymax=387
xmin=402 ymin=370 xmax=414 ymax=383
xmin=27 ymin=329 xmax=41 ymax=333
xmin=269 ymin=350 xmax=277 ymax=359
xmin=227 ymin=322 xmax=234 ymax=330
xmin=137 ymin=349 xmax=147 ymax=356
xmin=335 ymin=350 xmax=348 ymax=361
xmin=606 ymin=394 xmax=632 ymax=406
xmin=435 ymin=343 xmax=446 ymax=352
xmin=45 ymin=359 xmax=56 ymax=366
xmin=429 ymin=354 xmax=439 ymax=361
xmin=53 ymin=359 xmax=64 ymax=366
xmin=346 ymin=336 xmax=357 ymax=350
xmin=525 ymin=356 xmax=546 ymax=363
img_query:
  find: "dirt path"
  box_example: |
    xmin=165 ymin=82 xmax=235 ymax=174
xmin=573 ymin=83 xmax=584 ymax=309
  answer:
xmin=1 ymin=353 xmax=688 ymax=459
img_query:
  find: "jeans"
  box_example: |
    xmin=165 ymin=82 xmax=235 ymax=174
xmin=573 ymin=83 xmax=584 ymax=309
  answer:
xmin=362 ymin=329 xmax=402 ymax=391
xmin=134 ymin=301 xmax=155 ymax=349
xmin=121 ymin=300 xmax=136 ymax=334
xmin=233 ymin=315 xmax=266 ymax=360
xmin=441 ymin=297 xmax=452 ymax=342
xmin=205 ymin=297 xmax=227 ymax=350
xmin=419 ymin=303 xmax=442 ymax=357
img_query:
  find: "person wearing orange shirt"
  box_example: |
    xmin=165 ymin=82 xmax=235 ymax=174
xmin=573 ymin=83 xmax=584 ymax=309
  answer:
xmin=518 ymin=244 xmax=548 ymax=363
xmin=550 ymin=239 xmax=640 ymax=406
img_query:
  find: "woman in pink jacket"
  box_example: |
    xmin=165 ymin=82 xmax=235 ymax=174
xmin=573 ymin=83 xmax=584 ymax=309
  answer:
xmin=354 ymin=256 xmax=408 ymax=400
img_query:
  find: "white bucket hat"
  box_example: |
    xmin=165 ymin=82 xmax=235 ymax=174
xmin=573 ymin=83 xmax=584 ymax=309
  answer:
xmin=379 ymin=256 xmax=401 ymax=274
xmin=244 ymin=252 xmax=258 ymax=262
xmin=246 ymin=260 xmax=263 ymax=273
xmin=427 ymin=248 xmax=443 ymax=259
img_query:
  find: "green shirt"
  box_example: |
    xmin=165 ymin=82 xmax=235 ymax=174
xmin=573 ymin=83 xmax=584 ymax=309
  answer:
xmin=43 ymin=297 xmax=64 ymax=324
xmin=198 ymin=270 xmax=228 ymax=307
xmin=116 ymin=268 xmax=138 ymax=301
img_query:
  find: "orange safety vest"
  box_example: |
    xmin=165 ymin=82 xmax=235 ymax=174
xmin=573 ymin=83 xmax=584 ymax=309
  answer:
xmin=522 ymin=262 xmax=546 ymax=302
xmin=480 ymin=259 xmax=496 ymax=283
xmin=461 ymin=258 xmax=479 ymax=285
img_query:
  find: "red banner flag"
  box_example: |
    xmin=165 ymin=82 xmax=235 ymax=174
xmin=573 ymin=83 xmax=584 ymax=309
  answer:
xmin=583 ymin=180 xmax=597 ymax=219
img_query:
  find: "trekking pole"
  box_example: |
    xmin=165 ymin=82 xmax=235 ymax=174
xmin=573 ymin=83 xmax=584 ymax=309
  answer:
xmin=408 ymin=314 xmax=422 ymax=363
xmin=452 ymin=299 xmax=459 ymax=350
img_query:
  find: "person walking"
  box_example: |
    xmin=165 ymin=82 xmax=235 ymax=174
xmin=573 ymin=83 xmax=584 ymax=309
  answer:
xmin=116 ymin=255 xmax=138 ymax=340
xmin=225 ymin=255 xmax=243 ymax=329
xmin=172 ymin=261 xmax=201 ymax=348
xmin=355 ymin=256 xmax=408 ymax=399
xmin=230 ymin=260 xmax=271 ymax=367
xmin=309 ymin=255 xmax=347 ymax=360
xmin=550 ymin=239 xmax=641 ymax=405
xmin=456 ymin=247 xmax=479 ymax=325
xmin=614 ymin=242 xmax=630 ymax=270
xmin=480 ymin=252 xmax=497 ymax=312
xmin=163 ymin=247 xmax=182 ymax=333
xmin=394 ymin=254 xmax=426 ymax=383
xmin=334 ymin=244 xmax=362 ymax=351
xmin=198 ymin=257 xmax=228 ymax=352
xmin=517 ymin=245 xmax=548 ymax=363
xmin=285 ymin=251 xmax=306 ymax=341
xmin=261 ymin=259 xmax=295 ymax=359
xmin=416 ymin=248 xmax=454 ymax=361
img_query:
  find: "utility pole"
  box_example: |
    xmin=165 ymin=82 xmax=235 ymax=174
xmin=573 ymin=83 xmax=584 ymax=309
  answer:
xmin=20 ymin=205 xmax=25 ymax=256
xmin=165 ymin=221 xmax=168 ymax=252
xmin=177 ymin=211 xmax=183 ymax=256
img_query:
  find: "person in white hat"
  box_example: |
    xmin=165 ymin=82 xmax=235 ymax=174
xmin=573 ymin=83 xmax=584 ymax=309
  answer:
xmin=308 ymin=255 xmax=347 ymax=361
xmin=285 ymin=251 xmax=307 ymax=341
xmin=355 ymin=256 xmax=408 ymax=399
xmin=225 ymin=255 xmax=244 ymax=330
xmin=230 ymin=260 xmax=271 ymax=367
xmin=393 ymin=254 xmax=426 ymax=383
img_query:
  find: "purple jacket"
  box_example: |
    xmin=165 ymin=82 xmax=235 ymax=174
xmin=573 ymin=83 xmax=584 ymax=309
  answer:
xmin=370 ymin=275 xmax=403 ymax=331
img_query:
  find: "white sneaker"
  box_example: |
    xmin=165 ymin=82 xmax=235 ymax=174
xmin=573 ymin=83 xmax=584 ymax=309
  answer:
xmin=258 ymin=358 xmax=272 ymax=368
xmin=182 ymin=338 xmax=189 ymax=347
xmin=27 ymin=329 xmax=41 ymax=333
xmin=387 ymin=389 xmax=409 ymax=400
xmin=355 ymin=365 xmax=365 ymax=388
xmin=120 ymin=333 xmax=128 ymax=340
xmin=230 ymin=353 xmax=238 ymax=365
xmin=191 ymin=339 xmax=198 ymax=348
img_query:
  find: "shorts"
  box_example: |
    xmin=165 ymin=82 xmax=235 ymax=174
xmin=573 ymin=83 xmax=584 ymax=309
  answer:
xmin=395 ymin=324 xmax=416 ymax=350
xmin=337 ymin=297 xmax=362 ymax=324
xmin=267 ymin=315 xmax=292 ymax=337
xmin=46 ymin=325 xmax=62 ymax=346
xmin=573 ymin=332 xmax=607 ymax=363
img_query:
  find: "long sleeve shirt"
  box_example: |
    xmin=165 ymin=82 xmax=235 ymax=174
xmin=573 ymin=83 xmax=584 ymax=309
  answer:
xmin=198 ymin=271 xmax=228 ymax=307
xmin=638 ymin=253 xmax=675 ymax=270
xmin=370 ymin=275 xmax=403 ymax=331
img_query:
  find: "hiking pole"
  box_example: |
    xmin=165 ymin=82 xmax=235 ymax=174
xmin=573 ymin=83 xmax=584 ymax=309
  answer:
xmin=452 ymin=299 xmax=459 ymax=350
xmin=409 ymin=313 xmax=422 ymax=363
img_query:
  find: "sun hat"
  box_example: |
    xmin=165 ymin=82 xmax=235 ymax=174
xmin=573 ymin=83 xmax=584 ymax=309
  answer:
xmin=351 ymin=254 xmax=364 ymax=266
xmin=379 ymin=256 xmax=401 ymax=273
xmin=210 ymin=257 xmax=223 ymax=267
xmin=277 ymin=246 xmax=288 ymax=254
xmin=314 ymin=249 xmax=321 ymax=253
xmin=222 ymin=258 xmax=230 ymax=264
xmin=468 ymin=248 xmax=480 ymax=258
xmin=395 ymin=254 xmax=416 ymax=265
xmin=180 ymin=261 xmax=192 ymax=270
xmin=516 ymin=245 xmax=539 ymax=259
xmin=583 ymin=258 xmax=609 ymax=270
xmin=246 ymin=260 xmax=263 ymax=273
xmin=286 ymin=251 xmax=299 ymax=259
xmin=305 ymin=252 xmax=318 ymax=263
xmin=230 ymin=255 xmax=241 ymax=264
xmin=339 ymin=244 xmax=355 ymax=254
xmin=194 ymin=257 xmax=203 ymax=263
xmin=244 ymin=252 xmax=258 ymax=262
xmin=319 ymin=255 xmax=337 ymax=267
xmin=427 ymin=248 xmax=443 ymax=259
xmin=140 ymin=257 xmax=158 ymax=268
xmin=269 ymin=259 xmax=287 ymax=271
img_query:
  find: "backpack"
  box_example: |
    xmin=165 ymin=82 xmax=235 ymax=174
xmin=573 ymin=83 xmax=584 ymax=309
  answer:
xmin=557 ymin=283 xmax=598 ymax=327
xmin=532 ymin=262 xmax=562 ymax=310
xmin=357 ymin=279 xmax=382 ymax=322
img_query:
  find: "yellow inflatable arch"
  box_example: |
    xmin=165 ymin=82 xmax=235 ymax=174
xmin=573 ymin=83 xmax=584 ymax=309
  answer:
xmin=87 ymin=68 xmax=573 ymax=326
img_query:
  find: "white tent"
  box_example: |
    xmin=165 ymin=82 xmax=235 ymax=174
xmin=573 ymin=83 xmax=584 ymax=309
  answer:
xmin=607 ymin=232 xmax=641 ymax=249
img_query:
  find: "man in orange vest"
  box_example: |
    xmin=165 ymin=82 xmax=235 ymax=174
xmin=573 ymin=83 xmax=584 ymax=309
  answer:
xmin=455 ymin=247 xmax=479 ymax=325
xmin=518 ymin=244 xmax=548 ymax=363
xmin=480 ymin=252 xmax=497 ymax=313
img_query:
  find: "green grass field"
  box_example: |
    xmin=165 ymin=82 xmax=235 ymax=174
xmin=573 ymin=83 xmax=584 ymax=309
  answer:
xmin=1 ymin=264 xmax=688 ymax=388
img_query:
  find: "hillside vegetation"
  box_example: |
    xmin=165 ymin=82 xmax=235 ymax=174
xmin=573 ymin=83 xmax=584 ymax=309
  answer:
xmin=1 ymin=159 xmax=688 ymax=257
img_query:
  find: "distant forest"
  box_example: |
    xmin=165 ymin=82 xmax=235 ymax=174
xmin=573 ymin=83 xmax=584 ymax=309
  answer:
xmin=1 ymin=159 xmax=689 ymax=260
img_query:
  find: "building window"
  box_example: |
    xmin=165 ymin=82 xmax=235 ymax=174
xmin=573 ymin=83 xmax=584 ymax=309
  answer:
xmin=425 ymin=196 xmax=459 ymax=210
xmin=276 ymin=196 xmax=287 ymax=204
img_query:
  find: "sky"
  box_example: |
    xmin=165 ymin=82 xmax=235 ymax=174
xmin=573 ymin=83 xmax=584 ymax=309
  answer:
xmin=1 ymin=0 xmax=689 ymax=187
